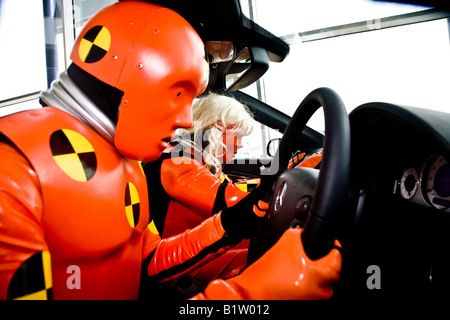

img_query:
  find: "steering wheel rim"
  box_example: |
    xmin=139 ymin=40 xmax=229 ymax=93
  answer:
xmin=264 ymin=87 xmax=350 ymax=260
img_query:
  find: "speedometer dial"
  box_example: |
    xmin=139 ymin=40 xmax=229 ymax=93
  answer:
xmin=400 ymin=167 xmax=419 ymax=200
xmin=424 ymin=155 xmax=450 ymax=209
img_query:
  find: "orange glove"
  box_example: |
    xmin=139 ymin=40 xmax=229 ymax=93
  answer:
xmin=296 ymin=151 xmax=323 ymax=169
xmin=191 ymin=228 xmax=341 ymax=300
xmin=288 ymin=151 xmax=323 ymax=170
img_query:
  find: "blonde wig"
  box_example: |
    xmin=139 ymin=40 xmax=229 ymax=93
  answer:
xmin=173 ymin=92 xmax=254 ymax=175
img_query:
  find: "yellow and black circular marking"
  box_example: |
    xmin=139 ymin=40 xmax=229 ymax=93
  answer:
xmin=79 ymin=25 xmax=111 ymax=63
xmin=50 ymin=129 xmax=97 ymax=182
xmin=147 ymin=219 xmax=159 ymax=235
xmin=7 ymin=251 xmax=52 ymax=300
xmin=219 ymin=173 xmax=258 ymax=192
xmin=125 ymin=182 xmax=140 ymax=228
xmin=236 ymin=179 xmax=259 ymax=192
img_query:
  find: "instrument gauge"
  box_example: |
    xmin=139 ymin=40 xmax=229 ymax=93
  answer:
xmin=400 ymin=167 xmax=419 ymax=200
xmin=424 ymin=155 xmax=450 ymax=209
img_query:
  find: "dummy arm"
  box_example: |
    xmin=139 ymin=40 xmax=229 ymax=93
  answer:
xmin=145 ymin=212 xmax=233 ymax=282
xmin=0 ymin=141 xmax=50 ymax=300
xmin=160 ymin=157 xmax=249 ymax=215
xmin=144 ymin=180 xmax=272 ymax=283
xmin=191 ymin=228 xmax=342 ymax=300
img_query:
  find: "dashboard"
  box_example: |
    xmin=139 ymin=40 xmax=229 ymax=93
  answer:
xmin=333 ymin=102 xmax=450 ymax=299
xmin=397 ymin=153 xmax=450 ymax=211
xmin=348 ymin=102 xmax=450 ymax=210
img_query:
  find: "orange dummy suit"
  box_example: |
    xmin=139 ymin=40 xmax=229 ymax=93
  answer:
xmin=144 ymin=146 xmax=253 ymax=281
xmin=145 ymin=146 xmax=251 ymax=238
xmin=0 ymin=108 xmax=231 ymax=299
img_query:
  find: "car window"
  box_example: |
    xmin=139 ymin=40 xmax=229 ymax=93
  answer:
xmin=240 ymin=0 xmax=450 ymax=133
xmin=0 ymin=0 xmax=116 ymax=115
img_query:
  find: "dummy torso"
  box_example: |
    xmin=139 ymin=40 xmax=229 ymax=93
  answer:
xmin=0 ymin=107 xmax=160 ymax=299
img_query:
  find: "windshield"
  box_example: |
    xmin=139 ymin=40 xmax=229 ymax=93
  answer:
xmin=239 ymin=0 xmax=450 ymax=132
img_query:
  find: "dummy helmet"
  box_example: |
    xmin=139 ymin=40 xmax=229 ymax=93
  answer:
xmin=70 ymin=1 xmax=209 ymax=161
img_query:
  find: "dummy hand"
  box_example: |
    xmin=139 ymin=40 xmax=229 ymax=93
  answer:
xmin=220 ymin=171 xmax=279 ymax=241
xmin=220 ymin=186 xmax=269 ymax=241
xmin=191 ymin=228 xmax=342 ymax=300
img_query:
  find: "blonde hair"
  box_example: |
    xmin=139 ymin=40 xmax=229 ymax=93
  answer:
xmin=173 ymin=92 xmax=253 ymax=174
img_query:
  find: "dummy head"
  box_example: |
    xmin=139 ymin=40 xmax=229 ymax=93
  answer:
xmin=70 ymin=1 xmax=208 ymax=161
xmin=180 ymin=92 xmax=254 ymax=173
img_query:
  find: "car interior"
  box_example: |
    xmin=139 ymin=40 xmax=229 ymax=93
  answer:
xmin=1 ymin=0 xmax=449 ymax=300
xmin=136 ymin=0 xmax=450 ymax=299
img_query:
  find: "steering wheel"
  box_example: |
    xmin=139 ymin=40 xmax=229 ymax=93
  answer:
xmin=247 ymin=87 xmax=350 ymax=263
